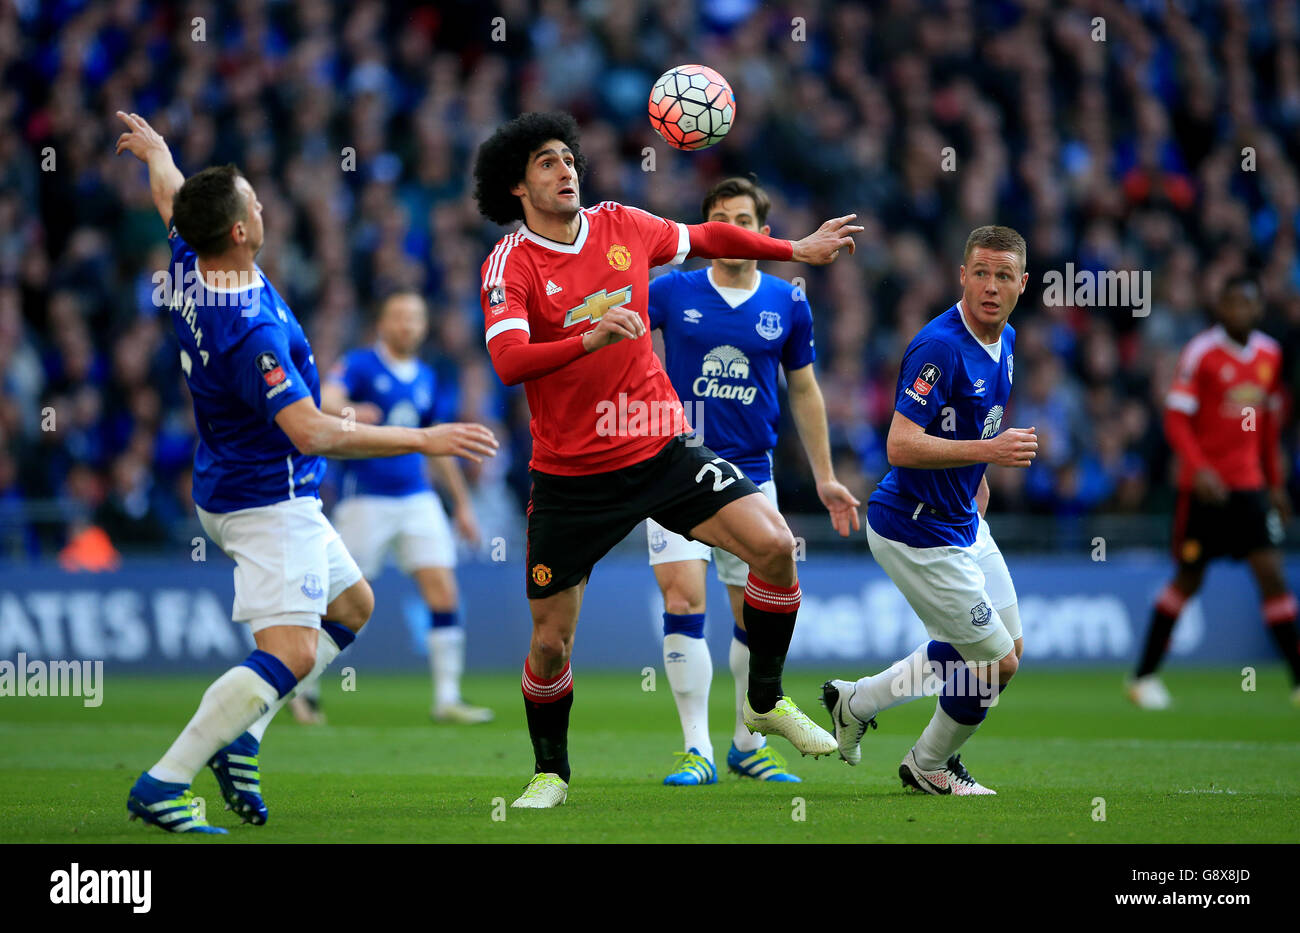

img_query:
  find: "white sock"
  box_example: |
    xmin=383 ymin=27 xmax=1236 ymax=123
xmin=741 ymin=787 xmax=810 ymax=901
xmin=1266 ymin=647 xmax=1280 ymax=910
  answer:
xmin=148 ymin=666 xmax=282 ymax=784
xmin=730 ymin=635 xmax=763 ymax=753
xmin=428 ymin=626 xmax=465 ymax=708
xmin=664 ymin=633 xmax=713 ymax=761
xmin=246 ymin=629 xmax=343 ymax=742
xmin=913 ymin=702 xmax=980 ymax=771
xmin=849 ymin=642 xmax=942 ymax=722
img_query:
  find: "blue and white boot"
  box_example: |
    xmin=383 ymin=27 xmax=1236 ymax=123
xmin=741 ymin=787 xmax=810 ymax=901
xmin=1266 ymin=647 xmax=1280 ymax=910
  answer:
xmin=663 ymin=748 xmax=718 ymax=785
xmin=127 ymin=772 xmax=227 ymax=834
xmin=208 ymin=731 xmax=268 ymax=825
xmin=726 ymin=741 xmax=802 ymax=782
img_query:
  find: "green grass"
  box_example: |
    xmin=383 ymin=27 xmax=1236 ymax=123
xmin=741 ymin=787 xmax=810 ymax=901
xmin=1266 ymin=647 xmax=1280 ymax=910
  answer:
xmin=1 ymin=668 xmax=1297 ymax=843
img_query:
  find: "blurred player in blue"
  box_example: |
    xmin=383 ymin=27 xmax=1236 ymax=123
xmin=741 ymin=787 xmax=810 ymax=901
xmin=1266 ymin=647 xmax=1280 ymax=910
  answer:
xmin=647 ymin=178 xmax=861 ymax=785
xmin=114 ymin=112 xmax=497 ymax=833
xmin=822 ymin=226 xmax=1037 ymax=796
xmin=318 ymin=290 xmax=493 ymax=725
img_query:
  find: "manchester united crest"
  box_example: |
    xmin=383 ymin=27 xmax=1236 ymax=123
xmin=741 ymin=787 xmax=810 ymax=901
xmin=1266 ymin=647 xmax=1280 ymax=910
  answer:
xmin=606 ymin=243 xmax=631 ymax=271
xmin=531 ymin=563 xmax=553 ymax=586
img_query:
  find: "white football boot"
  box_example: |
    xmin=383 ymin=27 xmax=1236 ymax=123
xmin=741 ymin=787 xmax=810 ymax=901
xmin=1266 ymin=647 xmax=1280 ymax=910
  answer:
xmin=432 ymin=701 xmax=495 ymax=725
xmin=899 ymin=749 xmax=997 ymax=796
xmin=820 ymin=679 xmax=877 ymax=765
xmin=510 ymin=772 xmax=568 ymax=808
xmin=742 ymin=695 xmax=838 ymax=757
xmin=1126 ymin=675 xmax=1173 ymax=710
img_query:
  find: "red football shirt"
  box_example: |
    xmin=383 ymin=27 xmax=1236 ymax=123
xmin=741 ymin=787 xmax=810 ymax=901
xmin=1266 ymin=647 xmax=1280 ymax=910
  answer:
xmin=1164 ymin=325 xmax=1284 ymax=490
xmin=480 ymin=201 xmax=693 ymax=475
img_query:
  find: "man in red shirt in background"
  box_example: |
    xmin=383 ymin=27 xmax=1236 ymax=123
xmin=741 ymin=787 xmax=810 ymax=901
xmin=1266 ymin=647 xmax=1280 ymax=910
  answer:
xmin=473 ymin=112 xmax=862 ymax=806
xmin=1130 ymin=274 xmax=1300 ymax=708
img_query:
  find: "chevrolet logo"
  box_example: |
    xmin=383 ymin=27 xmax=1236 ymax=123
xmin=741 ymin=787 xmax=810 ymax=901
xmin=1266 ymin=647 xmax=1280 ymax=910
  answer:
xmin=563 ymin=286 xmax=632 ymax=328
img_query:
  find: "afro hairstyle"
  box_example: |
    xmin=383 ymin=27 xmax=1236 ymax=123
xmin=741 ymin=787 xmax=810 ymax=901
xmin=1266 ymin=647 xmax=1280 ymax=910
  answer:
xmin=472 ymin=111 xmax=588 ymax=226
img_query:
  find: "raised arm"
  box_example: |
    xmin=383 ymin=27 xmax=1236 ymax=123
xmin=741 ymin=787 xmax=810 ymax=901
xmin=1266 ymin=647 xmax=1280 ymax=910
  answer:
xmin=886 ymin=410 xmax=1037 ymax=470
xmin=114 ymin=111 xmax=185 ymax=229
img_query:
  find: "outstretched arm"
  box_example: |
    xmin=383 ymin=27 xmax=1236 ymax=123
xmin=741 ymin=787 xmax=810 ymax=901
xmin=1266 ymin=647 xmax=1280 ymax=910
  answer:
xmin=685 ymin=214 xmax=863 ymax=265
xmin=786 ymin=364 xmax=860 ymax=535
xmin=114 ymin=111 xmax=185 ymax=228
xmin=274 ymin=397 xmax=498 ymax=462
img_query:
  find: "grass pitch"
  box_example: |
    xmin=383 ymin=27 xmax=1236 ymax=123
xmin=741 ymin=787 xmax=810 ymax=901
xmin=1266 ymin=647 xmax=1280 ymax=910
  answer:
xmin=1 ymin=667 xmax=1296 ymax=843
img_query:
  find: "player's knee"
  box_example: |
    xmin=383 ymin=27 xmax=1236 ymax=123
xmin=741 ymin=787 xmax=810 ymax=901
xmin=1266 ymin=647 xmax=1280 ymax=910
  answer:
xmin=750 ymin=525 xmax=797 ymax=579
xmin=283 ymin=641 xmax=318 ymax=681
xmin=996 ymin=650 xmax=1019 ymax=684
xmin=420 ymin=572 xmax=458 ymax=610
xmin=662 ymin=587 xmax=703 ymax=616
xmin=532 ymin=633 xmax=571 ymax=668
xmin=333 ymin=580 xmax=375 ymax=631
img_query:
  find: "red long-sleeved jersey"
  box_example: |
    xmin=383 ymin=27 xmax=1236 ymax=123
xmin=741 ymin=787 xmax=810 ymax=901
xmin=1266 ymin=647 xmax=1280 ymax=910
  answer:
xmin=1164 ymin=325 xmax=1284 ymax=490
xmin=479 ymin=201 xmax=793 ymax=475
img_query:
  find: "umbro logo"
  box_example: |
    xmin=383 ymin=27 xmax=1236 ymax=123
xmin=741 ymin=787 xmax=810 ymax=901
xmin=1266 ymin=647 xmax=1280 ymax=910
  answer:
xmin=683 ymin=309 xmax=701 ymax=323
xmin=546 ymin=280 xmax=562 ymax=296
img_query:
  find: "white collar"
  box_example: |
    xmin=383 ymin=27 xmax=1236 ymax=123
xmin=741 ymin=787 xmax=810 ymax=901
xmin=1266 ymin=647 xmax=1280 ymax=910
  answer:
xmin=375 ymin=341 xmax=419 ymax=383
xmin=957 ymin=300 xmax=1003 ymax=361
xmin=518 ymin=212 xmax=589 ymax=254
xmin=1211 ymin=324 xmax=1260 ymax=363
xmin=707 ymin=267 xmax=761 ymax=309
xmin=195 ymin=258 xmax=262 ymax=293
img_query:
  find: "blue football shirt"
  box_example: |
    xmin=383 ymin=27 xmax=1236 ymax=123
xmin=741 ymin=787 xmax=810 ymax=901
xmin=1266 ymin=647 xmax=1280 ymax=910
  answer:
xmin=329 ymin=346 xmax=444 ymax=498
xmin=870 ymin=302 xmax=1015 ymax=547
xmin=165 ymin=224 xmax=324 ymax=512
xmin=649 ymin=268 xmax=815 ymax=484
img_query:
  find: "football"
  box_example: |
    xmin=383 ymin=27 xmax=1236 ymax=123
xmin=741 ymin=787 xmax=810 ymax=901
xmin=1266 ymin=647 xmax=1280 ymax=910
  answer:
xmin=647 ymin=64 xmax=735 ymax=151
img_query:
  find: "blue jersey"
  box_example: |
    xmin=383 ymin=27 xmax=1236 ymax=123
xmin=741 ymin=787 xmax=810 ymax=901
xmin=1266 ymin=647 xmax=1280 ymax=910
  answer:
xmin=165 ymin=224 xmax=324 ymax=513
xmin=649 ymin=268 xmax=815 ymax=484
xmin=330 ymin=346 xmax=442 ymax=498
xmin=871 ymin=303 xmax=1015 ymax=548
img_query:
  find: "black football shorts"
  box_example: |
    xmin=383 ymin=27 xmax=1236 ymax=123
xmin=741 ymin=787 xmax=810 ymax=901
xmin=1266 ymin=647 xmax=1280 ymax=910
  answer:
xmin=524 ymin=435 xmax=761 ymax=598
xmin=1173 ymin=488 xmax=1281 ymax=566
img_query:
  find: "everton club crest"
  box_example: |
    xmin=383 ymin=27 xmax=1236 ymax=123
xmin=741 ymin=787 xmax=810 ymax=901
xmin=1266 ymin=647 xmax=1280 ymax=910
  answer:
xmin=756 ymin=310 xmax=783 ymax=340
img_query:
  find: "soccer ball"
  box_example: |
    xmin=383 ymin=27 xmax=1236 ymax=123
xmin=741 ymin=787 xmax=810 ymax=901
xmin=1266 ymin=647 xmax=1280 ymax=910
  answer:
xmin=648 ymin=64 xmax=735 ymax=151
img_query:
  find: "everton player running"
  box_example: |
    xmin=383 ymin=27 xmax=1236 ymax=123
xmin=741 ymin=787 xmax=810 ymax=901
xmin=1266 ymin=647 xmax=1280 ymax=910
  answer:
xmin=1130 ymin=274 xmax=1300 ymax=708
xmin=320 ymin=290 xmax=493 ymax=725
xmin=474 ymin=112 xmax=860 ymax=807
xmin=114 ymin=112 xmax=497 ymax=833
xmin=823 ymin=226 xmax=1037 ymax=796
xmin=647 ymin=177 xmax=860 ymax=786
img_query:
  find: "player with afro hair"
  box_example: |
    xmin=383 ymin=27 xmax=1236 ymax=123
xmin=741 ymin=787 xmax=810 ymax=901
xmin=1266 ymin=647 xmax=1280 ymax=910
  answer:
xmin=473 ymin=111 xmax=589 ymax=226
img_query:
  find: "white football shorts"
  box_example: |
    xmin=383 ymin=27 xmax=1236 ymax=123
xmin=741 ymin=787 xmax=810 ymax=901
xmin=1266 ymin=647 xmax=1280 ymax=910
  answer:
xmin=866 ymin=512 xmax=1020 ymax=664
xmin=197 ymin=496 xmax=364 ymax=633
xmin=646 ymin=479 xmax=777 ymax=587
xmin=331 ymin=490 xmax=457 ymax=580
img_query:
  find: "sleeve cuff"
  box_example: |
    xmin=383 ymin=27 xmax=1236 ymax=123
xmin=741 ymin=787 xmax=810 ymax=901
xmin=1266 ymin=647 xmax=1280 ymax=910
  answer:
xmin=485 ymin=317 xmax=530 ymax=345
xmin=1165 ymin=390 xmax=1199 ymax=414
xmin=671 ymin=223 xmax=689 ymax=265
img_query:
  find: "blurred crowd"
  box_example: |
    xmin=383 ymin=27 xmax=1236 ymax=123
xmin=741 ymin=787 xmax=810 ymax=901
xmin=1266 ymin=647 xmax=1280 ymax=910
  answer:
xmin=4 ymin=0 xmax=1300 ymax=560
